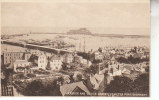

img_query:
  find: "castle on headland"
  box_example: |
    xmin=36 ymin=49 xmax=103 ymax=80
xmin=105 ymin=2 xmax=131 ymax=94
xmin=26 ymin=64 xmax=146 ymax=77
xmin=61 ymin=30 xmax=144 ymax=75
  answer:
xmin=67 ymin=28 xmax=92 ymax=35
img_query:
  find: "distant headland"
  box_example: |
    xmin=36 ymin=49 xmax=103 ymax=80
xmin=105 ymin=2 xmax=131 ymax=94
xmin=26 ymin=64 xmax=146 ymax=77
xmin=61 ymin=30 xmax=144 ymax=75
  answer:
xmin=67 ymin=28 xmax=92 ymax=35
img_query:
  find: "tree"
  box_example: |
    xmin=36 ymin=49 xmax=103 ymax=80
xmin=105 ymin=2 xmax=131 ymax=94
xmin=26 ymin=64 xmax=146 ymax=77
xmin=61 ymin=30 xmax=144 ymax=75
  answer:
xmin=26 ymin=73 xmax=36 ymax=78
xmin=105 ymin=76 xmax=134 ymax=93
xmin=15 ymin=73 xmax=26 ymax=79
xmin=50 ymin=79 xmax=62 ymax=96
xmin=25 ymin=80 xmax=45 ymax=96
xmin=128 ymin=55 xmax=133 ymax=63
xmin=76 ymin=74 xmax=82 ymax=82
xmin=116 ymin=57 xmax=129 ymax=63
xmin=92 ymin=59 xmax=101 ymax=64
xmin=83 ymin=76 xmax=94 ymax=92
xmin=77 ymin=52 xmax=90 ymax=60
xmin=145 ymin=66 xmax=149 ymax=72
xmin=89 ymin=64 xmax=98 ymax=74
xmin=133 ymin=73 xmax=149 ymax=96
xmin=57 ymin=77 xmax=64 ymax=85
xmin=134 ymin=46 xmax=137 ymax=53
xmin=98 ymin=47 xmax=102 ymax=53
xmin=46 ymin=61 xmax=51 ymax=70
xmin=69 ymin=74 xmax=74 ymax=83
xmin=62 ymin=63 xmax=68 ymax=70
xmin=42 ymin=80 xmax=62 ymax=96
xmin=28 ymin=54 xmax=38 ymax=66
xmin=104 ymin=73 xmax=149 ymax=96
xmin=117 ymin=56 xmax=149 ymax=64
xmin=2 ymin=68 xmax=14 ymax=85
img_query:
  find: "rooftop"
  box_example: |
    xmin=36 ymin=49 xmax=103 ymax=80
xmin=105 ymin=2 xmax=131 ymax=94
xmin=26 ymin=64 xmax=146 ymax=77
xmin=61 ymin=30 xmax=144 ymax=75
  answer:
xmin=60 ymin=81 xmax=90 ymax=96
xmin=50 ymin=55 xmax=61 ymax=61
xmin=14 ymin=60 xmax=29 ymax=64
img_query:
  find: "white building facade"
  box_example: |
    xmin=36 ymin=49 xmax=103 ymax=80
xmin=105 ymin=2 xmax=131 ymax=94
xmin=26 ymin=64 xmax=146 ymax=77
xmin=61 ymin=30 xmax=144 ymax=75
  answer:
xmin=50 ymin=55 xmax=62 ymax=71
xmin=14 ymin=60 xmax=31 ymax=72
xmin=38 ymin=54 xmax=48 ymax=70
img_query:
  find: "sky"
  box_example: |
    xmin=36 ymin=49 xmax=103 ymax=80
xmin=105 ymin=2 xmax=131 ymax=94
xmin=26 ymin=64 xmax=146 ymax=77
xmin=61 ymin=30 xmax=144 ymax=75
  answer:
xmin=1 ymin=0 xmax=150 ymax=35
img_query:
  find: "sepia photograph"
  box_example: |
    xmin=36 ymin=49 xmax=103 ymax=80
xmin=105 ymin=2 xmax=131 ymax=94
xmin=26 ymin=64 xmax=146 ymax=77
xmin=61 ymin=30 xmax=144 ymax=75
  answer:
xmin=1 ymin=0 xmax=150 ymax=97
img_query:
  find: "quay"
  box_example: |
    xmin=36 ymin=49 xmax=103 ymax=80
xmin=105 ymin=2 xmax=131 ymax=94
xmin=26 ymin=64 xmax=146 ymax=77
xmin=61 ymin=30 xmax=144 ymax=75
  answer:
xmin=1 ymin=40 xmax=74 ymax=54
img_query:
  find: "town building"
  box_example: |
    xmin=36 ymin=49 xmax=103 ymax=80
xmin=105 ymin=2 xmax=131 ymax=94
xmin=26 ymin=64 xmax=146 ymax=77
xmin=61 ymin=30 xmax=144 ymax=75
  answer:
xmin=73 ymin=71 xmax=83 ymax=81
xmin=74 ymin=56 xmax=83 ymax=63
xmin=90 ymin=74 xmax=107 ymax=92
xmin=24 ymin=52 xmax=32 ymax=61
xmin=14 ymin=60 xmax=31 ymax=73
xmin=109 ymin=68 xmax=122 ymax=76
xmin=107 ymin=63 xmax=122 ymax=76
xmin=50 ymin=55 xmax=62 ymax=71
xmin=136 ymin=47 xmax=144 ymax=54
xmin=30 ymin=50 xmax=43 ymax=56
xmin=63 ymin=53 xmax=74 ymax=64
xmin=110 ymin=57 xmax=118 ymax=65
xmin=121 ymin=65 xmax=133 ymax=75
xmin=133 ymin=53 xmax=143 ymax=59
xmin=81 ymin=59 xmax=91 ymax=66
xmin=110 ymin=49 xmax=116 ymax=54
xmin=101 ymin=48 xmax=110 ymax=54
xmin=73 ymin=55 xmax=92 ymax=67
xmin=63 ymin=75 xmax=71 ymax=84
xmin=60 ymin=81 xmax=91 ymax=96
xmin=138 ymin=62 xmax=148 ymax=73
xmin=105 ymin=74 xmax=114 ymax=85
xmin=1 ymin=85 xmax=14 ymax=96
xmin=144 ymin=49 xmax=150 ymax=58
xmin=38 ymin=54 xmax=48 ymax=70
xmin=94 ymin=51 xmax=103 ymax=60
xmin=2 ymin=52 xmax=24 ymax=65
xmin=124 ymin=52 xmax=134 ymax=58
